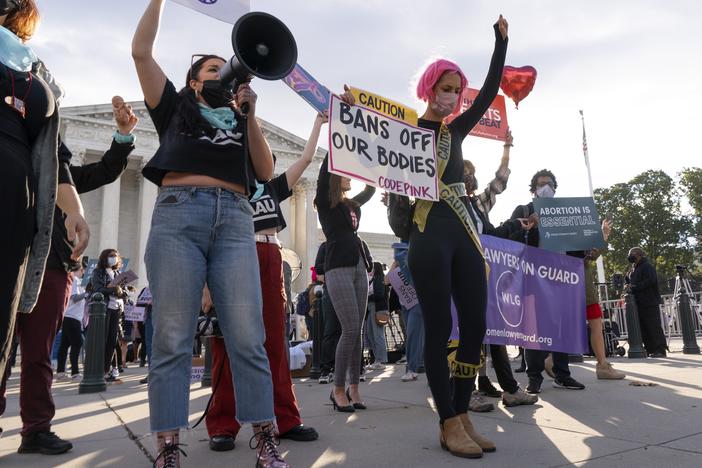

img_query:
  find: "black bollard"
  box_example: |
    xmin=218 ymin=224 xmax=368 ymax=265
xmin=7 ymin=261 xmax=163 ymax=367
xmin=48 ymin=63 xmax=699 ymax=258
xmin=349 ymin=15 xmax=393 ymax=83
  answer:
xmin=678 ymin=286 xmax=701 ymax=354
xmin=79 ymin=293 xmax=107 ymax=394
xmin=624 ymin=293 xmax=647 ymax=358
xmin=201 ymin=337 xmax=212 ymax=387
xmin=309 ymin=285 xmax=324 ymax=380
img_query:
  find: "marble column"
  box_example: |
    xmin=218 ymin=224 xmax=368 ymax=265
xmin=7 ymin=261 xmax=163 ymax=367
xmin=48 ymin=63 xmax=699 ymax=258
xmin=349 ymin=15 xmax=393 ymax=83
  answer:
xmin=98 ymin=178 xmax=121 ymax=253
xmin=293 ymin=184 xmax=308 ymax=292
xmin=278 ymin=198 xmax=292 ymax=248
xmin=136 ymin=165 xmax=157 ymax=289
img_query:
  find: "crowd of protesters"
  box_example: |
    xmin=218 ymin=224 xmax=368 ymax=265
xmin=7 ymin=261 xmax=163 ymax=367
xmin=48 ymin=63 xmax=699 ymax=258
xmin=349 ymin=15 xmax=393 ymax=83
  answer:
xmin=1 ymin=1 xmax=673 ymax=467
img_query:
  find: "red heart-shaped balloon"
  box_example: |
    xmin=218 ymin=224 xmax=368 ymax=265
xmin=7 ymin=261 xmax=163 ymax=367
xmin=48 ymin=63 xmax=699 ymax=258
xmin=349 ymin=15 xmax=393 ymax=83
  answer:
xmin=500 ymin=66 xmax=537 ymax=108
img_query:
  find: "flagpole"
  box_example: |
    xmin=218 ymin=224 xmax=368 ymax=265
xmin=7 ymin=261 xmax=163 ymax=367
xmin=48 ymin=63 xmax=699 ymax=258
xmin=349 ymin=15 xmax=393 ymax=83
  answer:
xmin=580 ymin=110 xmax=607 ymax=286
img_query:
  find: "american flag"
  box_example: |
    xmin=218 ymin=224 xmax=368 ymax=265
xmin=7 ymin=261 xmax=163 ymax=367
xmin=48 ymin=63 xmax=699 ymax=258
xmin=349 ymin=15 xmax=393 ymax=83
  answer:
xmin=580 ymin=110 xmax=590 ymax=170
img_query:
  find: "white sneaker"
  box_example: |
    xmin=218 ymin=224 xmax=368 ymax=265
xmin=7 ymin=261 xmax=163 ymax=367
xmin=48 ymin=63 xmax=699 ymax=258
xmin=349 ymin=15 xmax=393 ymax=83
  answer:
xmin=366 ymin=362 xmax=384 ymax=371
xmin=109 ymin=367 xmax=120 ymax=378
xmin=401 ymin=371 xmax=418 ymax=382
xmin=71 ymin=374 xmax=83 ymax=381
xmin=54 ymin=372 xmax=68 ymax=381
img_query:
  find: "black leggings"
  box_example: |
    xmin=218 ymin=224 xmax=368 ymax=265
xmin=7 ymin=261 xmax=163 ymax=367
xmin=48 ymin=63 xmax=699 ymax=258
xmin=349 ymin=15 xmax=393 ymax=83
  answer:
xmin=409 ymin=209 xmax=487 ymax=421
xmin=57 ymin=317 xmax=83 ymax=375
xmin=104 ymin=307 xmax=120 ymax=372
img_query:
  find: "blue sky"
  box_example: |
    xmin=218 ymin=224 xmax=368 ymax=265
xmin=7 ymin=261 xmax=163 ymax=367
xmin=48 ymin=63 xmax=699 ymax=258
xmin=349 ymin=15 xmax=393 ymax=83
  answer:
xmin=30 ymin=0 xmax=702 ymax=233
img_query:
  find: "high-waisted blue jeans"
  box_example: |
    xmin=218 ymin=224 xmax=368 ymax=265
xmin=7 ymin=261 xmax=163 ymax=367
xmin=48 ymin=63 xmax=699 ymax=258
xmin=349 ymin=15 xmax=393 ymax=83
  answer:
xmin=145 ymin=186 xmax=274 ymax=432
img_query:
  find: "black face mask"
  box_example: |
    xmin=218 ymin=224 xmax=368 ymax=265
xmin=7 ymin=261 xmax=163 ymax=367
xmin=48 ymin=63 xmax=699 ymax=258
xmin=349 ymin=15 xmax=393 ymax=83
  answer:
xmin=200 ymin=80 xmax=234 ymax=109
xmin=0 ymin=0 xmax=21 ymax=15
xmin=627 ymin=255 xmax=637 ymax=263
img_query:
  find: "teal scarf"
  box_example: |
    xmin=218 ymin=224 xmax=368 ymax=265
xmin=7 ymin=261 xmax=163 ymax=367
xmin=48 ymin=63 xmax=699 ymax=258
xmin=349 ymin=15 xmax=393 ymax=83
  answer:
xmin=198 ymin=104 xmax=237 ymax=130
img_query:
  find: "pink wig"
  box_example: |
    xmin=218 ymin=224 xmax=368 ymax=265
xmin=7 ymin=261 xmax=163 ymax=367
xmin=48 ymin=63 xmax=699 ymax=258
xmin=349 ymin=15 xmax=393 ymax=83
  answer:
xmin=416 ymin=58 xmax=468 ymax=105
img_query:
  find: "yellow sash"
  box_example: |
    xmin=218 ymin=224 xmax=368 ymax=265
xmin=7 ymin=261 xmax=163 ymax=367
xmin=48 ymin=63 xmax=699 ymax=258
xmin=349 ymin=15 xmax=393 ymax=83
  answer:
xmin=413 ymin=124 xmax=488 ymax=269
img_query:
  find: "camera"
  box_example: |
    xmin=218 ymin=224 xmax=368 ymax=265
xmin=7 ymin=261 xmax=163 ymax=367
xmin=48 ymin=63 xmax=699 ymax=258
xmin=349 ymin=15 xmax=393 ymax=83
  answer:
xmin=675 ymin=265 xmax=688 ymax=274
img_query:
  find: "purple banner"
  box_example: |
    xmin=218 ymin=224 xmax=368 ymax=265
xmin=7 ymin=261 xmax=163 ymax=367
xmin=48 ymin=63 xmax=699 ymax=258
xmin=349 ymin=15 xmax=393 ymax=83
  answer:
xmin=480 ymin=235 xmax=587 ymax=353
xmin=282 ymin=63 xmax=331 ymax=114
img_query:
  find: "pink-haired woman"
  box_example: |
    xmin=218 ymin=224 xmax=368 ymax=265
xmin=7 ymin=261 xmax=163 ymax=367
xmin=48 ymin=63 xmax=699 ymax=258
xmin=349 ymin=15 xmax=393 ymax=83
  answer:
xmin=407 ymin=16 xmax=508 ymax=459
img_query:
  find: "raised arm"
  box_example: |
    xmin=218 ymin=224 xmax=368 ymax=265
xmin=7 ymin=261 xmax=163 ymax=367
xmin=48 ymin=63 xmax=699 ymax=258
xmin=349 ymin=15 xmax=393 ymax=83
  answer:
xmin=316 ymin=154 xmax=331 ymax=210
xmin=286 ymin=113 xmax=327 ymax=188
xmin=476 ymin=129 xmax=512 ymax=211
xmin=450 ymin=16 xmax=509 ymax=140
xmin=352 ymin=184 xmax=376 ymax=206
xmin=132 ymin=0 xmax=168 ymax=108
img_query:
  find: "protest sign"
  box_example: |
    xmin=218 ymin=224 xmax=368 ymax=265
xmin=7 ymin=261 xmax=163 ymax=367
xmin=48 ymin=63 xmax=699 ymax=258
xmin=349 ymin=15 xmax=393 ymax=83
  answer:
xmin=481 ymin=235 xmax=588 ymax=353
xmin=108 ymin=270 xmax=138 ymax=288
xmin=533 ymin=197 xmax=606 ymax=252
xmin=282 ymin=64 xmax=331 ymax=114
xmin=350 ymin=87 xmax=418 ymax=125
xmin=386 ymin=266 xmax=419 ymax=309
xmin=81 ymin=259 xmax=99 ymax=287
xmin=328 ymin=94 xmax=438 ymax=201
xmin=170 ymin=0 xmax=249 ymax=24
xmin=191 ymin=356 xmax=205 ymax=383
xmin=124 ymin=305 xmax=145 ymax=322
xmin=446 ymin=88 xmax=509 ymax=141
xmin=137 ymin=287 xmax=153 ymax=306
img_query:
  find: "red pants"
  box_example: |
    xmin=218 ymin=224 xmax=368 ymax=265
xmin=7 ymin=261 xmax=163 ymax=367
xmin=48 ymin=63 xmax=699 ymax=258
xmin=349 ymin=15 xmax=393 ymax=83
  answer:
xmin=0 ymin=269 xmax=71 ymax=436
xmin=205 ymin=243 xmax=301 ymax=437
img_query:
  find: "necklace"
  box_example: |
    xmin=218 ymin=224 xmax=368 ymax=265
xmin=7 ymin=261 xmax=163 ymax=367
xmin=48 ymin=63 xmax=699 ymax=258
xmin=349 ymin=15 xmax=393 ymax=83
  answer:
xmin=3 ymin=65 xmax=33 ymax=118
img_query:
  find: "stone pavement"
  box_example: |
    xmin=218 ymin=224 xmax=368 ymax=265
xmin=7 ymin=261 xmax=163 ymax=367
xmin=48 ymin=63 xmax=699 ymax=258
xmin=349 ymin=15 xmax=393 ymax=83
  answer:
xmin=1 ymin=340 xmax=701 ymax=467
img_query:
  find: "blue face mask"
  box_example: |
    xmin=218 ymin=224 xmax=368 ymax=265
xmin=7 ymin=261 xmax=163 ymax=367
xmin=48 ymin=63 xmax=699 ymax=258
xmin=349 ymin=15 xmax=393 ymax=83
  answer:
xmin=0 ymin=25 xmax=38 ymax=72
xmin=250 ymin=180 xmax=265 ymax=202
xmin=198 ymin=103 xmax=237 ymax=130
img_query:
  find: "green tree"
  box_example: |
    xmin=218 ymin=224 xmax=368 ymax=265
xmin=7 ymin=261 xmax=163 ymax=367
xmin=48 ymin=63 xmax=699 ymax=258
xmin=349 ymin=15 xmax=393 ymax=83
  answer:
xmin=594 ymin=170 xmax=694 ymax=291
xmin=679 ymin=167 xmax=702 ymax=260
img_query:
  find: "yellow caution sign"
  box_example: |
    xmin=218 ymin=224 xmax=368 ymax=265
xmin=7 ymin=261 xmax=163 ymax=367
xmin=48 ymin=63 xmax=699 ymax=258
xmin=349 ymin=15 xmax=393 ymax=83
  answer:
xmin=350 ymin=87 xmax=418 ymax=126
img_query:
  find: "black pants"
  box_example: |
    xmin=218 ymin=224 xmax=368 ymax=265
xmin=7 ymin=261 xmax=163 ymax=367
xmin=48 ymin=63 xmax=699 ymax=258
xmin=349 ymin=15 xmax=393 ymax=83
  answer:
xmin=526 ymin=350 xmax=570 ymax=384
xmin=638 ymin=304 xmax=667 ymax=354
xmin=0 ymin=151 xmax=35 ymax=378
xmin=409 ymin=211 xmax=487 ymax=421
xmin=320 ymin=286 xmax=341 ymax=374
xmin=481 ymin=344 xmax=518 ymax=394
xmin=104 ymin=307 xmax=120 ymax=373
xmin=57 ymin=317 xmax=83 ymax=375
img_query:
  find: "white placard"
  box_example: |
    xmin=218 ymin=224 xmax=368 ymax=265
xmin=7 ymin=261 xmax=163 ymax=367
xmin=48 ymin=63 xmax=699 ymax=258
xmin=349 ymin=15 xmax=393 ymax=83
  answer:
xmin=328 ymin=94 xmax=438 ymax=201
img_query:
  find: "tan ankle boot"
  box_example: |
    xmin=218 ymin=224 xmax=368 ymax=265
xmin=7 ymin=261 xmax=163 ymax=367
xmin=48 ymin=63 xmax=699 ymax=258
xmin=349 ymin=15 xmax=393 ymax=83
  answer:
xmin=439 ymin=416 xmax=483 ymax=458
xmin=458 ymin=413 xmax=496 ymax=452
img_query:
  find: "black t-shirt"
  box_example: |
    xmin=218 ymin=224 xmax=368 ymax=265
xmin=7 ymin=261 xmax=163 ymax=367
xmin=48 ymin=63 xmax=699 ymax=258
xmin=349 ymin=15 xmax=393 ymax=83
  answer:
xmin=250 ymin=173 xmax=292 ymax=232
xmin=0 ymin=66 xmax=70 ymax=182
xmin=142 ymin=79 xmax=255 ymax=192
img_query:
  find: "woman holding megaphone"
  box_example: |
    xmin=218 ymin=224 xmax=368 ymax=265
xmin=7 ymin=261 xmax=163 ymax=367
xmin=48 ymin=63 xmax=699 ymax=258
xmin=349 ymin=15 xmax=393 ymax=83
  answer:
xmin=406 ymin=16 xmax=509 ymax=459
xmin=132 ymin=1 xmax=287 ymax=467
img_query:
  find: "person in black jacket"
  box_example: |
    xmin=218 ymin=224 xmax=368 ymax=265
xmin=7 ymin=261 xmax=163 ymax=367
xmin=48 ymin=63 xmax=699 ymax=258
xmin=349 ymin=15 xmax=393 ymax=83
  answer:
xmin=625 ymin=247 xmax=667 ymax=356
xmin=316 ymin=99 xmax=376 ymax=411
xmin=0 ymin=96 xmax=135 ymax=455
xmin=509 ymin=169 xmax=586 ymax=395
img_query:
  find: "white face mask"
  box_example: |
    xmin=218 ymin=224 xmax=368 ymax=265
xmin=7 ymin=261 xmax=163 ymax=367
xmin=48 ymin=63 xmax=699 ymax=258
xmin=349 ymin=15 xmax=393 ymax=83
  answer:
xmin=535 ymin=185 xmax=555 ymax=198
xmin=431 ymin=91 xmax=459 ymax=117
xmin=107 ymin=256 xmax=118 ymax=267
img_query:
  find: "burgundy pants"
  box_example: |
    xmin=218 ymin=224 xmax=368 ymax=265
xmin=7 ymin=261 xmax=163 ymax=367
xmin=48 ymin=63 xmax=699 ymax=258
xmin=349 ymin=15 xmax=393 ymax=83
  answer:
xmin=205 ymin=243 xmax=301 ymax=437
xmin=0 ymin=269 xmax=71 ymax=436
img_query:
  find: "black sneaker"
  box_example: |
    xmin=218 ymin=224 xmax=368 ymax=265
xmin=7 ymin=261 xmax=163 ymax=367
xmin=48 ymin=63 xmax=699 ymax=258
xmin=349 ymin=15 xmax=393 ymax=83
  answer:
xmin=526 ymin=379 xmax=542 ymax=394
xmin=140 ymin=376 xmax=149 ymax=384
xmin=209 ymin=435 xmax=235 ymax=451
xmin=478 ymin=377 xmax=503 ymax=398
xmin=553 ymin=376 xmax=585 ymax=390
xmin=18 ymin=431 xmax=73 ymax=455
xmin=278 ymin=425 xmax=319 ymax=442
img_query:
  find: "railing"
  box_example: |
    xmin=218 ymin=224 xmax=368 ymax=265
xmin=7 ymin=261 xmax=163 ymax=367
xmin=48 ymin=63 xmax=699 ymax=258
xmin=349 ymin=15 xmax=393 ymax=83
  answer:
xmin=600 ymin=291 xmax=702 ymax=341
